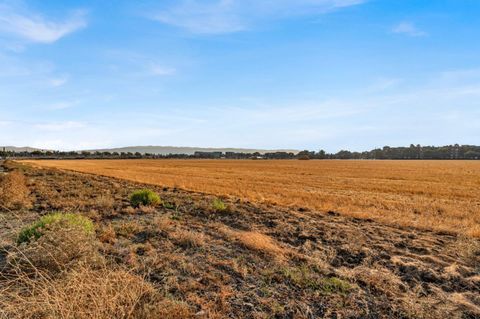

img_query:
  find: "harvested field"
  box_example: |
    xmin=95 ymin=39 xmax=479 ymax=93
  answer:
xmin=23 ymin=159 xmax=480 ymax=237
xmin=1 ymin=161 xmax=479 ymax=318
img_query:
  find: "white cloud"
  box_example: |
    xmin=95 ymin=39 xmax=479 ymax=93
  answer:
xmin=153 ymin=0 xmax=246 ymax=34
xmin=367 ymin=77 xmax=402 ymax=92
xmin=149 ymin=64 xmax=176 ymax=76
xmin=46 ymin=100 xmax=79 ymax=110
xmin=392 ymin=22 xmax=427 ymax=37
xmin=48 ymin=75 xmax=69 ymax=87
xmin=30 ymin=139 xmax=106 ymax=151
xmin=150 ymin=0 xmax=367 ymax=34
xmin=34 ymin=121 xmax=85 ymax=131
xmin=0 ymin=4 xmax=87 ymax=44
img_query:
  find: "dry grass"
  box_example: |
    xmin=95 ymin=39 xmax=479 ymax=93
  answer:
xmin=23 ymin=159 xmax=480 ymax=237
xmin=94 ymin=195 xmax=115 ymax=210
xmin=0 ymin=171 xmax=31 ymax=209
xmin=2 ymin=162 xmax=479 ymax=318
xmin=222 ymin=228 xmax=285 ymax=260
xmin=97 ymin=225 xmax=117 ymax=244
xmin=173 ymin=229 xmax=205 ymax=249
xmin=446 ymin=235 xmax=480 ymax=268
xmin=153 ymin=215 xmax=174 ymax=232
xmin=8 ymin=224 xmax=101 ymax=275
xmin=0 ymin=264 xmax=193 ymax=319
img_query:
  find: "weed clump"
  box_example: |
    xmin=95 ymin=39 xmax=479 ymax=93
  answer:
xmin=279 ymin=265 xmax=351 ymax=295
xmin=130 ymin=189 xmax=161 ymax=208
xmin=17 ymin=213 xmax=94 ymax=244
xmin=320 ymin=277 xmax=352 ymax=295
xmin=212 ymin=198 xmax=227 ymax=212
xmin=0 ymin=171 xmax=31 ymax=209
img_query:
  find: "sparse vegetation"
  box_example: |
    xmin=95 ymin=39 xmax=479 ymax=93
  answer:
xmin=17 ymin=212 xmax=94 ymax=244
xmin=0 ymin=171 xmax=31 ymax=209
xmin=1 ymin=161 xmax=479 ymax=318
xmin=173 ymin=229 xmax=205 ymax=249
xmin=9 ymin=223 xmax=100 ymax=274
xmin=26 ymin=159 xmax=480 ymax=236
xmin=162 ymin=201 xmax=176 ymax=209
xmin=320 ymin=277 xmax=352 ymax=295
xmin=130 ymin=189 xmax=161 ymax=208
xmin=212 ymin=198 xmax=227 ymax=212
xmin=224 ymin=229 xmax=285 ymax=259
xmin=0 ymin=265 xmax=184 ymax=319
xmin=95 ymin=194 xmax=115 ymax=210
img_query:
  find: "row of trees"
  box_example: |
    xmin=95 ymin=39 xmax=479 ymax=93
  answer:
xmin=1 ymin=144 xmax=479 ymax=160
xmin=318 ymin=144 xmax=480 ymax=160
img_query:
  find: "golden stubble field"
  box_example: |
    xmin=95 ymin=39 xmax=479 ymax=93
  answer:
xmin=23 ymin=159 xmax=480 ymax=237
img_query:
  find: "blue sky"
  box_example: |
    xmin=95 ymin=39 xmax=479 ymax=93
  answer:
xmin=0 ymin=0 xmax=479 ymax=152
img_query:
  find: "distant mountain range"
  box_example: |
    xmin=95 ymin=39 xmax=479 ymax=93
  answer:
xmin=1 ymin=145 xmax=299 ymax=155
xmin=87 ymin=146 xmax=300 ymax=155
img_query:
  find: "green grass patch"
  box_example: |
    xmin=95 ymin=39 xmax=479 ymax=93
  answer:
xmin=130 ymin=189 xmax=161 ymax=208
xmin=17 ymin=213 xmax=94 ymax=244
xmin=320 ymin=277 xmax=352 ymax=295
xmin=212 ymin=198 xmax=227 ymax=212
xmin=162 ymin=201 xmax=176 ymax=210
xmin=280 ymin=265 xmax=351 ymax=295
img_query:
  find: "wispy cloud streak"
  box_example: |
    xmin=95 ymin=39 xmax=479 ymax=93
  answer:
xmin=392 ymin=22 xmax=427 ymax=37
xmin=0 ymin=4 xmax=87 ymax=43
xmin=151 ymin=0 xmax=367 ymax=34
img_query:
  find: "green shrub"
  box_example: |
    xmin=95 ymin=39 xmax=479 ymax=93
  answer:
xmin=130 ymin=189 xmax=161 ymax=208
xmin=17 ymin=213 xmax=94 ymax=244
xmin=212 ymin=198 xmax=227 ymax=212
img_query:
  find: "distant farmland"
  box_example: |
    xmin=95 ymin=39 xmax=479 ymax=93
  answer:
xmin=23 ymin=159 xmax=480 ymax=237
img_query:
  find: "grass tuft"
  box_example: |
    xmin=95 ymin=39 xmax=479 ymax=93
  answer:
xmin=212 ymin=198 xmax=227 ymax=212
xmin=17 ymin=213 xmax=94 ymax=244
xmin=280 ymin=265 xmax=351 ymax=295
xmin=130 ymin=189 xmax=161 ymax=208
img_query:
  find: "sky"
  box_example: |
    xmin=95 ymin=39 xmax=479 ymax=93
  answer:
xmin=0 ymin=0 xmax=479 ymax=152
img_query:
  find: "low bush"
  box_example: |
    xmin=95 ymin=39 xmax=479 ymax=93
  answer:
xmin=212 ymin=198 xmax=227 ymax=212
xmin=17 ymin=213 xmax=94 ymax=244
xmin=130 ymin=189 xmax=161 ymax=208
xmin=0 ymin=171 xmax=31 ymax=209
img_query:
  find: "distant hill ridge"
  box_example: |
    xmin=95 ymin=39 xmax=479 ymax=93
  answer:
xmin=0 ymin=146 xmax=48 ymax=152
xmin=87 ymin=146 xmax=300 ymax=155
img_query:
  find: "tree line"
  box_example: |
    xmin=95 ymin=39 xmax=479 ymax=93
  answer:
xmin=1 ymin=144 xmax=479 ymax=160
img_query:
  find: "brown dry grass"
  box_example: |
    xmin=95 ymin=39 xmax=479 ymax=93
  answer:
xmin=2 ymin=162 xmax=479 ymax=318
xmin=7 ymin=224 xmax=101 ymax=275
xmin=22 ymin=159 xmax=480 ymax=236
xmin=0 ymin=171 xmax=31 ymax=209
xmin=221 ymin=228 xmax=286 ymax=260
xmin=0 ymin=264 xmax=193 ymax=319
xmin=173 ymin=229 xmax=206 ymax=249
